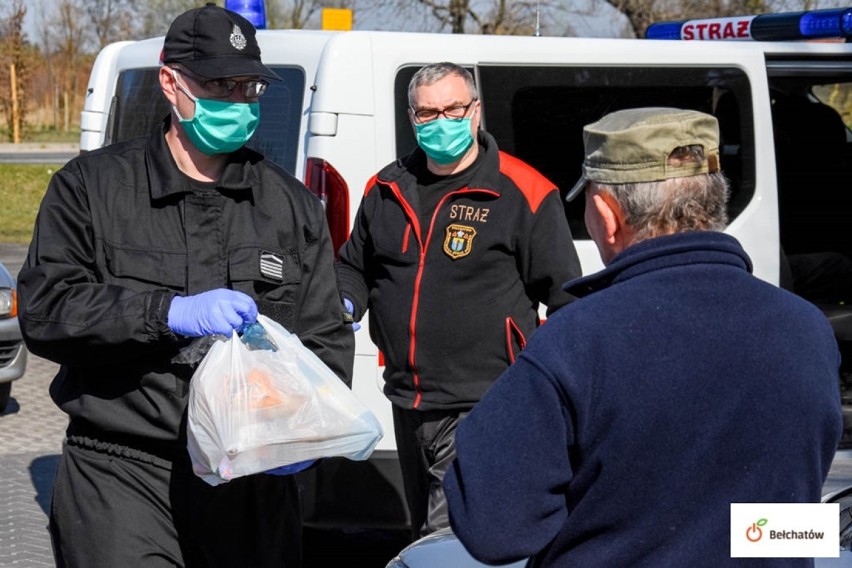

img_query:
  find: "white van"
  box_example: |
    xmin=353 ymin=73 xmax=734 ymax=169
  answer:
xmin=80 ymin=19 xmax=852 ymax=531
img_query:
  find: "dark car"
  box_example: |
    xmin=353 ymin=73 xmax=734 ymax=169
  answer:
xmin=0 ymin=260 xmax=27 ymax=412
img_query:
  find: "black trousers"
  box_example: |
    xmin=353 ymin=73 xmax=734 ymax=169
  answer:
xmin=392 ymin=406 xmax=469 ymax=540
xmin=49 ymin=442 xmax=302 ymax=568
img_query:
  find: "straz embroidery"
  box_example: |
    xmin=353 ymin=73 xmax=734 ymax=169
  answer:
xmin=230 ymin=25 xmax=247 ymax=50
xmin=449 ymin=204 xmax=489 ymax=223
xmin=444 ymin=224 xmax=477 ymax=260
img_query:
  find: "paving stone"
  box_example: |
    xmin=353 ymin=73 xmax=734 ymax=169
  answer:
xmin=0 ymin=266 xmax=65 ymax=567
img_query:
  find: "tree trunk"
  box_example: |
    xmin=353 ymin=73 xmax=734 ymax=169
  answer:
xmin=10 ymin=63 xmax=20 ymax=143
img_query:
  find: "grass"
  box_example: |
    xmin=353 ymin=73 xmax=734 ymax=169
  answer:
xmin=25 ymin=130 xmax=81 ymax=144
xmin=0 ymin=128 xmax=81 ymax=145
xmin=0 ymin=164 xmax=55 ymax=243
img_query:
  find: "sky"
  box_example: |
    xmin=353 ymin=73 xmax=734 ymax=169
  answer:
xmin=21 ymin=0 xmax=626 ymax=44
xmin=22 ymin=0 xmax=50 ymax=42
xmin=23 ymin=0 xmax=852 ymax=43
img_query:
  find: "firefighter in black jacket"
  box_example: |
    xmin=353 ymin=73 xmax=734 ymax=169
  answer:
xmin=17 ymin=6 xmax=353 ymax=568
xmin=337 ymin=62 xmax=581 ymax=540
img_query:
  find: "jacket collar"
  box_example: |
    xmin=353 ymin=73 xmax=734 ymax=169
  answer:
xmin=376 ymin=130 xmax=503 ymax=197
xmin=146 ymin=117 xmax=261 ymax=201
xmin=565 ymin=231 xmax=753 ymax=298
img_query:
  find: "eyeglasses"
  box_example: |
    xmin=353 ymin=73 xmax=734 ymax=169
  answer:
xmin=411 ymin=99 xmax=477 ymax=123
xmin=173 ymin=68 xmax=269 ymax=99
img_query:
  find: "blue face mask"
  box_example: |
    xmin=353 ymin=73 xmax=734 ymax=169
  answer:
xmin=173 ymin=73 xmax=259 ymax=155
xmin=414 ymin=118 xmax=475 ymax=165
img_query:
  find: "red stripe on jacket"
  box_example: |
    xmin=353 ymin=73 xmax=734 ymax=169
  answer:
xmin=497 ymin=151 xmax=557 ymax=214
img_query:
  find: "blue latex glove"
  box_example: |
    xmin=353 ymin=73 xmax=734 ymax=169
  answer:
xmin=265 ymin=460 xmax=317 ymax=476
xmin=343 ymin=298 xmax=361 ymax=331
xmin=168 ymin=289 xmax=258 ymax=337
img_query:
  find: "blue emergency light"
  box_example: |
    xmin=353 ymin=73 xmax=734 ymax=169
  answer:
xmin=225 ymin=0 xmax=267 ymax=30
xmin=645 ymin=7 xmax=852 ymax=41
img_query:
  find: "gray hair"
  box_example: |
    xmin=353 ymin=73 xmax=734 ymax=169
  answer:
xmin=596 ymin=145 xmax=730 ymax=242
xmin=407 ymin=62 xmax=478 ymax=108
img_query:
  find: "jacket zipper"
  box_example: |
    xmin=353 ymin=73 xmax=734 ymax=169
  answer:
xmin=384 ymin=181 xmax=499 ymax=408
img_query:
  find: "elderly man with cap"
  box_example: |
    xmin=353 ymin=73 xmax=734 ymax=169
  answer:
xmin=17 ymin=4 xmax=353 ymax=567
xmin=443 ymin=107 xmax=842 ymax=567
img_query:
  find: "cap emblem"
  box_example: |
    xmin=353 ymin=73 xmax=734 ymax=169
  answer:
xmin=230 ymin=25 xmax=247 ymax=50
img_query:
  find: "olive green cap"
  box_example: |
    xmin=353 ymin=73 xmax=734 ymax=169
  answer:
xmin=565 ymin=107 xmax=721 ymax=201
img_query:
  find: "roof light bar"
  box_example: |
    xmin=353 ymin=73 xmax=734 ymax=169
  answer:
xmin=645 ymin=7 xmax=852 ymax=41
xmin=225 ymin=0 xmax=267 ymax=30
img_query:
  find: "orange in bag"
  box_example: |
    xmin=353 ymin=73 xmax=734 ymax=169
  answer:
xmin=246 ymin=369 xmax=285 ymax=409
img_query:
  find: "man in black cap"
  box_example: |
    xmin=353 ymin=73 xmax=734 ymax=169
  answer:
xmin=18 ymin=4 xmax=354 ymax=567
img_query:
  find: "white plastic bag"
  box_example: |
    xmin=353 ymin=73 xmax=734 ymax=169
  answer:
xmin=187 ymin=314 xmax=383 ymax=486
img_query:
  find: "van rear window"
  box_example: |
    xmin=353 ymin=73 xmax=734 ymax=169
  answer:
xmin=111 ymin=66 xmax=305 ymax=174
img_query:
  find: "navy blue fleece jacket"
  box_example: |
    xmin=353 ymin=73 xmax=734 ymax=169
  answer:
xmin=444 ymin=231 xmax=842 ymax=568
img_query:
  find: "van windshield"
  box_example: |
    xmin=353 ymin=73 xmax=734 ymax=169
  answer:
xmin=110 ymin=66 xmax=305 ymax=174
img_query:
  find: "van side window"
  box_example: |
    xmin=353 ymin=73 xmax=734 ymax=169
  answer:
xmin=111 ymin=66 xmax=306 ymax=174
xmin=768 ymin=67 xmax=852 ymax=307
xmin=770 ymin=77 xmax=851 ymax=264
xmin=812 ymin=83 xmax=852 ymax=130
xmin=475 ymin=65 xmax=753 ymax=239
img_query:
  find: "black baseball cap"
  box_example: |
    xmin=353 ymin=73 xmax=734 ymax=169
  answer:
xmin=161 ymin=3 xmax=280 ymax=81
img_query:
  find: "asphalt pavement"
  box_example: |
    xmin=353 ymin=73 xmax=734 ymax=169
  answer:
xmin=0 ymin=243 xmax=65 ymax=568
xmin=0 ymin=143 xmax=78 ymax=164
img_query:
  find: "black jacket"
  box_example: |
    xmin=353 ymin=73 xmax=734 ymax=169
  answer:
xmin=18 ymin=120 xmax=354 ymax=450
xmin=338 ymin=131 xmax=581 ymax=410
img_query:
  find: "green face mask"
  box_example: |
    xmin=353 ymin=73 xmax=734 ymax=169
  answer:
xmin=414 ymin=117 xmax=475 ymax=165
xmin=173 ymin=74 xmax=260 ymax=155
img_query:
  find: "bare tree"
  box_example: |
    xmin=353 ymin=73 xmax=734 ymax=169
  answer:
xmin=32 ymin=0 xmax=89 ymax=132
xmin=369 ymin=0 xmax=852 ymax=38
xmin=417 ymin=0 xmax=549 ymax=34
xmin=87 ymin=0 xmax=140 ymax=50
xmin=479 ymin=0 xmax=547 ymax=35
xmin=138 ymin=0 xmax=204 ymax=38
xmin=266 ymin=0 xmax=327 ymax=29
xmin=364 ymin=0 xmax=552 ymax=35
xmin=0 ymin=0 xmax=35 ymax=141
xmin=134 ymin=1 xmax=325 ymax=35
